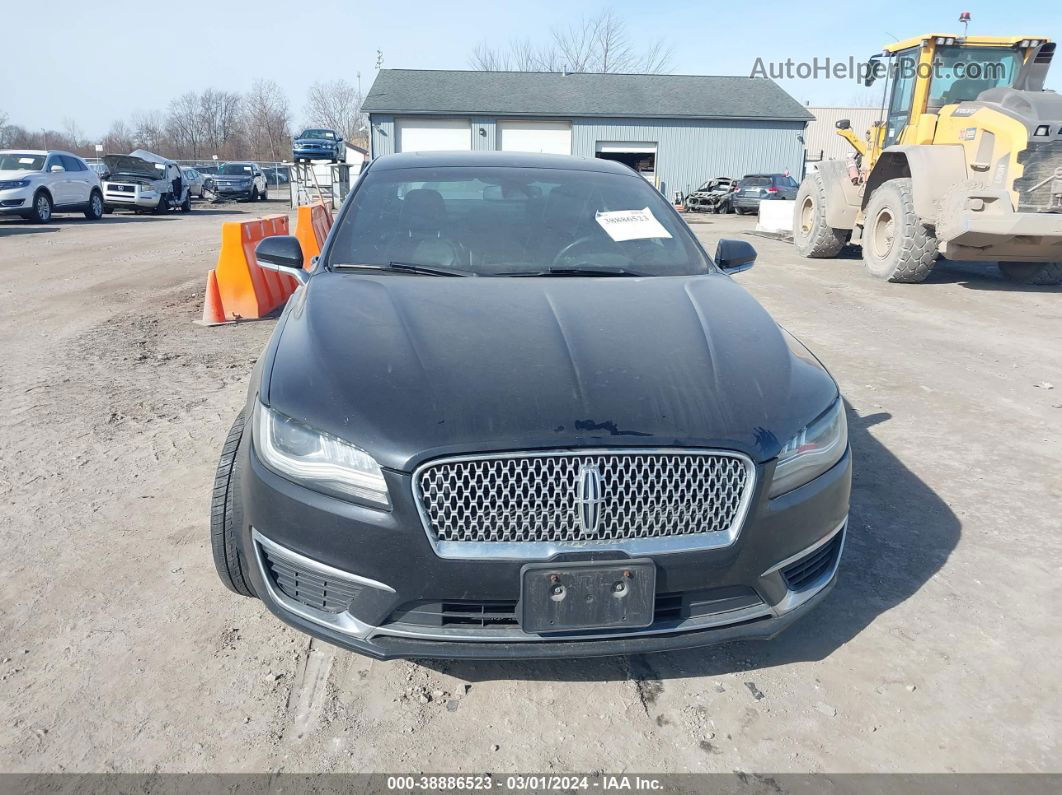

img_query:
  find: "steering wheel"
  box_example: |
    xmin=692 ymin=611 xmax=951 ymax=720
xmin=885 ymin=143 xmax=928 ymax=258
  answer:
xmin=551 ymin=235 xmax=608 ymax=267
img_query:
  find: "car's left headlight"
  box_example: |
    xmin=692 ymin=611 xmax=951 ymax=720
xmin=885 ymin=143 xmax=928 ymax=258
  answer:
xmin=253 ymin=402 xmax=390 ymax=509
xmin=769 ymin=398 xmax=848 ymax=498
xmin=0 ymin=179 xmax=30 ymax=189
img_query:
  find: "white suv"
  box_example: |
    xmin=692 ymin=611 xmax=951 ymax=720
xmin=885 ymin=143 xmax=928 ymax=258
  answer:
xmin=0 ymin=150 xmax=104 ymax=222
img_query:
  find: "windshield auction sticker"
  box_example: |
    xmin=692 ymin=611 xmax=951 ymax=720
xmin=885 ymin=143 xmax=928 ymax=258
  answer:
xmin=595 ymin=208 xmax=672 ymax=242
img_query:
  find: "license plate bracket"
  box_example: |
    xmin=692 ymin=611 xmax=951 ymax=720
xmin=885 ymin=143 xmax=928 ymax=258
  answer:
xmin=519 ymin=559 xmax=656 ymax=634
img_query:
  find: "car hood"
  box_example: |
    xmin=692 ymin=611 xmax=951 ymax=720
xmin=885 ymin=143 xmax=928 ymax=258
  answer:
xmin=265 ymin=272 xmax=838 ymax=471
xmin=102 ymin=154 xmax=161 ymax=178
xmin=0 ymin=169 xmax=40 ymax=181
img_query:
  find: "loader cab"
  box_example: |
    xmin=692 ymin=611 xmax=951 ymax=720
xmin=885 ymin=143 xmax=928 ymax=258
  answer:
xmin=871 ymin=35 xmax=1047 ymax=160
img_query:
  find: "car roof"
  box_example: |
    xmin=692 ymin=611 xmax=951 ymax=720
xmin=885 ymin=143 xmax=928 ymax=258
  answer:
xmin=0 ymin=149 xmax=73 ymax=156
xmin=369 ymin=150 xmax=638 ymax=175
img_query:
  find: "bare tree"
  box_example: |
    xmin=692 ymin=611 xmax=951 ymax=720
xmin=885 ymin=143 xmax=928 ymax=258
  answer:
xmin=0 ymin=110 xmax=11 ymax=148
xmin=61 ymin=117 xmax=84 ymax=150
xmin=470 ymin=8 xmax=672 ymax=74
xmin=130 ymin=109 xmax=168 ymax=153
xmin=305 ymin=79 xmax=367 ymax=144
xmin=165 ymin=92 xmax=203 ymax=158
xmin=243 ymin=79 xmax=291 ymax=162
xmin=198 ymin=89 xmax=243 ymax=158
xmin=102 ymin=120 xmax=135 ymax=153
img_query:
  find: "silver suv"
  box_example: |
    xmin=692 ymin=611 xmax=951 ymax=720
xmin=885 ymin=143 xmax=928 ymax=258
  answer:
xmin=0 ymin=150 xmax=104 ymax=222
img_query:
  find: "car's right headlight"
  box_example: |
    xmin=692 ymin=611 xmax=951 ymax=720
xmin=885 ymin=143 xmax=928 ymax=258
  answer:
xmin=253 ymin=401 xmax=390 ymax=509
xmin=769 ymin=398 xmax=848 ymax=498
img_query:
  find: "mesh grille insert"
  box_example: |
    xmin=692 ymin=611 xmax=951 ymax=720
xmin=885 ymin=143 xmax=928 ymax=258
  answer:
xmin=416 ymin=452 xmax=752 ymax=545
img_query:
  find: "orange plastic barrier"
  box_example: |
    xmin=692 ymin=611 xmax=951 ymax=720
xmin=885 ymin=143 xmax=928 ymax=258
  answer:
xmin=199 ymin=214 xmax=299 ymax=325
xmin=294 ymin=201 xmax=334 ymax=269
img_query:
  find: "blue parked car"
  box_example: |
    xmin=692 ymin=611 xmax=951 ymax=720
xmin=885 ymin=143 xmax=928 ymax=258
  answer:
xmin=292 ymin=128 xmax=345 ymax=163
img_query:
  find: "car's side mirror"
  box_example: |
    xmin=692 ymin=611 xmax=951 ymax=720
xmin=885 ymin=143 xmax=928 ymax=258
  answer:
xmin=715 ymin=239 xmax=756 ymax=274
xmin=256 ymin=236 xmax=309 ymax=285
xmin=50 ymin=164 xmax=65 ymax=173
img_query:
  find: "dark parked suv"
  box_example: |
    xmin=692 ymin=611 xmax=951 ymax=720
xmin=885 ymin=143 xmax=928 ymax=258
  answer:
xmin=211 ymin=152 xmax=851 ymax=660
xmin=732 ymin=173 xmax=800 ymax=214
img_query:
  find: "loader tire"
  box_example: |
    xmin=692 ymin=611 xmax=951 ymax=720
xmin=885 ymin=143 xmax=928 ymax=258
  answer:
xmin=793 ymin=173 xmax=847 ymax=258
xmin=210 ymin=410 xmax=256 ymax=598
xmin=998 ymin=262 xmax=1062 ymax=286
xmin=862 ymin=178 xmax=938 ymax=283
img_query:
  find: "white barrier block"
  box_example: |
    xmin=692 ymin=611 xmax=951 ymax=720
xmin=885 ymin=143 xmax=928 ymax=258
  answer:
xmin=756 ymin=200 xmax=796 ymax=234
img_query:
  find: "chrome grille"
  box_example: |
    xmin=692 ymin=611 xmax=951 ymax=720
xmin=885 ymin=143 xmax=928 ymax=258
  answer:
xmin=415 ymin=451 xmax=753 ymax=546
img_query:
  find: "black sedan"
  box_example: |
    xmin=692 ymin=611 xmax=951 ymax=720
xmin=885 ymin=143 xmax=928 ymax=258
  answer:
xmin=211 ymin=151 xmax=851 ymax=660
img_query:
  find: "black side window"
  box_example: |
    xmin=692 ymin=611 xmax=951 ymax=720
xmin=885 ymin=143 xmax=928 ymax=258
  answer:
xmin=61 ymin=155 xmax=85 ymax=172
xmin=44 ymin=155 xmax=62 ymax=172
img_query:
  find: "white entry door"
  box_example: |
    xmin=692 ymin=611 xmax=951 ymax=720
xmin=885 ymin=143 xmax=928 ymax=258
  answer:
xmin=498 ymin=120 xmax=572 ymax=155
xmin=395 ymin=118 xmax=472 ymax=152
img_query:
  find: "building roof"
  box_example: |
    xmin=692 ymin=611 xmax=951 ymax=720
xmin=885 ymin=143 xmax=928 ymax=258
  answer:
xmin=363 ymin=69 xmax=813 ymax=122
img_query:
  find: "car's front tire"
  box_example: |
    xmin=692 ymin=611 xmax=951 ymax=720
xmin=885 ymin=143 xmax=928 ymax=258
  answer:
xmin=28 ymin=190 xmax=53 ymax=223
xmin=211 ymin=410 xmax=256 ymax=598
xmin=180 ymin=192 xmax=192 ymax=213
xmin=84 ymin=190 xmax=104 ymax=220
xmin=249 ymin=186 xmax=260 ymax=202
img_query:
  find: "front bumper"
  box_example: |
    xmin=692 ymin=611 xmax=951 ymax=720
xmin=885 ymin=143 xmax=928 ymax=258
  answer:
xmin=938 ymin=201 xmax=1062 ymax=262
xmin=0 ymin=186 xmax=32 ymax=214
xmin=215 ymin=184 xmax=253 ymax=198
xmin=103 ymin=187 xmax=158 ymax=209
xmin=733 ymin=195 xmax=781 ymax=209
xmin=293 ymin=147 xmax=338 ymax=160
xmin=236 ymin=435 xmax=852 ymax=660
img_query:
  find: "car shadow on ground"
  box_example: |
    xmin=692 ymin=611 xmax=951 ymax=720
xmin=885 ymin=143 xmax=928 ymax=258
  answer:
xmin=0 ymin=225 xmax=61 ymax=237
xmin=422 ymin=402 xmax=961 ymax=683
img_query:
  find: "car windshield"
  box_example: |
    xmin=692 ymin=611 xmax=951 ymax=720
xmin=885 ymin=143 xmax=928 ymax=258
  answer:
xmin=327 ymin=165 xmax=712 ymax=277
xmin=301 ymin=129 xmax=336 ymax=140
xmin=0 ymin=153 xmax=46 ymax=172
xmin=218 ymin=163 xmax=253 ymax=175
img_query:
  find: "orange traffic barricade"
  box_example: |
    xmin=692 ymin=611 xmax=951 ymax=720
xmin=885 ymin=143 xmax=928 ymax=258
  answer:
xmin=199 ymin=214 xmax=299 ymax=325
xmin=294 ymin=201 xmax=334 ymax=269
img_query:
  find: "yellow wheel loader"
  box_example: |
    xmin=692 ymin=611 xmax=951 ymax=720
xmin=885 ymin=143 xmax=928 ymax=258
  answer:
xmin=794 ymin=34 xmax=1062 ymax=285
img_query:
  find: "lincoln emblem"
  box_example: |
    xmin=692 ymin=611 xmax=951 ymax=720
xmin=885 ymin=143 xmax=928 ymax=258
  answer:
xmin=576 ymin=464 xmax=605 ymax=536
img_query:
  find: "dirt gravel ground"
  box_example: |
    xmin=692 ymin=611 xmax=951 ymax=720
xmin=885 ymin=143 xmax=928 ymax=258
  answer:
xmin=0 ymin=203 xmax=1059 ymax=774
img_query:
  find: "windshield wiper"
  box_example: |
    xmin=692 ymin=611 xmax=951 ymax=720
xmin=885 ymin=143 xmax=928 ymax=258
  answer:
xmin=494 ymin=266 xmax=647 ymax=277
xmin=332 ymin=262 xmax=470 ymax=277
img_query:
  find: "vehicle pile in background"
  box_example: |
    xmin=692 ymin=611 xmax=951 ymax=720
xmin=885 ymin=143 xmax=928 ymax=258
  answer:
xmin=0 ymin=146 xmax=284 ymax=223
xmin=101 ymin=150 xmax=192 ymax=214
xmin=681 ymin=173 xmax=799 ymax=216
xmin=682 ymin=178 xmax=736 ymax=214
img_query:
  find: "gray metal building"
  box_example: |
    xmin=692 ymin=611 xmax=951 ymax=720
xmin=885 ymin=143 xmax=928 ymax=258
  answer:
xmin=362 ymin=70 xmax=812 ymax=199
xmin=804 ymin=106 xmax=884 ymax=164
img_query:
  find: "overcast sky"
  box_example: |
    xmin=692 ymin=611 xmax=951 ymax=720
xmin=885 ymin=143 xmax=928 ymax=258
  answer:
xmin=3 ymin=0 xmax=1060 ymax=135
